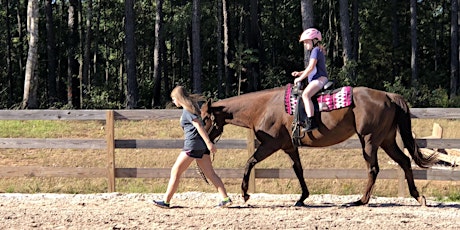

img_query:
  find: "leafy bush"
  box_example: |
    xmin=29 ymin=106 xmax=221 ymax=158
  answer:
xmin=383 ymin=76 xmax=458 ymax=107
xmin=83 ymin=87 xmax=123 ymax=109
xmin=337 ymin=60 xmax=358 ymax=87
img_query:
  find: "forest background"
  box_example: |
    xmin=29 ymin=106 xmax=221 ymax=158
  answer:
xmin=1 ymin=0 xmax=460 ymax=110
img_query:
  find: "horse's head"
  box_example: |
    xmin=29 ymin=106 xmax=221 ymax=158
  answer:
xmin=201 ymin=99 xmax=226 ymax=142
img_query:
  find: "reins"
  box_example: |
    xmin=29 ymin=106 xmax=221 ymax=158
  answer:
xmin=206 ymin=113 xmax=223 ymax=162
xmin=196 ymin=113 xmax=223 ymax=184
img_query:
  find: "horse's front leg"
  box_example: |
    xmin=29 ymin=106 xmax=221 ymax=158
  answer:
xmin=241 ymin=144 xmax=278 ymax=203
xmin=241 ymin=156 xmax=257 ymax=202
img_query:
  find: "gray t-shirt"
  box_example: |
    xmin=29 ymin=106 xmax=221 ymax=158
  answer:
xmin=180 ymin=109 xmax=206 ymax=150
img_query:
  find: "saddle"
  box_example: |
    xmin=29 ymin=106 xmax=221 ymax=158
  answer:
xmin=284 ymin=82 xmax=353 ymax=147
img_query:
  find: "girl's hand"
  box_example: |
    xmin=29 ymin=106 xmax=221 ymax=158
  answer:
xmin=291 ymin=71 xmax=301 ymax=77
xmin=294 ymin=77 xmax=302 ymax=85
xmin=207 ymin=143 xmax=217 ymax=154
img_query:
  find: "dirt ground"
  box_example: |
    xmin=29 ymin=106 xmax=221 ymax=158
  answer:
xmin=0 ymin=192 xmax=459 ymax=230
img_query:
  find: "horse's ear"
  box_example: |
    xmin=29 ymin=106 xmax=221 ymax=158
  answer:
xmin=203 ymin=99 xmax=223 ymax=114
xmin=205 ymin=99 xmax=213 ymax=112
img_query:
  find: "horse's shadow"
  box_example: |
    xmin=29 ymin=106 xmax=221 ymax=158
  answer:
xmin=346 ymin=202 xmax=460 ymax=209
xmin=228 ymin=203 xmax=337 ymax=209
xmin=170 ymin=202 xmax=460 ymax=209
xmin=358 ymin=203 xmax=412 ymax=208
xmin=428 ymin=203 xmax=460 ymax=208
xmin=229 ymin=202 xmax=460 ymax=209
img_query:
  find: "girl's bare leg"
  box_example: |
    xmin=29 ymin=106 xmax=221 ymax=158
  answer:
xmin=196 ymin=154 xmax=229 ymax=199
xmin=163 ymin=152 xmax=194 ymax=203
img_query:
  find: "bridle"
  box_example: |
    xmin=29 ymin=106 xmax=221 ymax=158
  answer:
xmin=203 ymin=113 xmax=222 ymax=144
xmin=201 ymin=112 xmax=223 ymax=164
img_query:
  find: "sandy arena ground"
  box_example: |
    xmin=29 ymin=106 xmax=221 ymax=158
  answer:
xmin=0 ymin=192 xmax=459 ymax=229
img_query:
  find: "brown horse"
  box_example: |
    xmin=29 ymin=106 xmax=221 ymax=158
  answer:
xmin=201 ymin=86 xmax=438 ymax=207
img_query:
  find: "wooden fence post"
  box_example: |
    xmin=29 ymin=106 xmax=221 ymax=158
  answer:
xmin=106 ymin=110 xmax=116 ymax=192
xmin=247 ymin=129 xmax=256 ymax=193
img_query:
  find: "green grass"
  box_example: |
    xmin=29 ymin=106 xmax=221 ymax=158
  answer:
xmin=0 ymin=120 xmax=106 ymax=138
xmin=0 ymin=120 xmax=65 ymax=138
xmin=444 ymin=193 xmax=460 ymax=202
xmin=0 ymin=119 xmax=459 ymax=201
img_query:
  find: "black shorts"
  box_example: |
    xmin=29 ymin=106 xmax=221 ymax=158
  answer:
xmin=183 ymin=149 xmax=210 ymax=159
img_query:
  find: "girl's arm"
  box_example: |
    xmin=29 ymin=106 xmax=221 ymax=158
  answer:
xmin=294 ymin=58 xmax=318 ymax=85
xmin=192 ymin=118 xmax=217 ymax=153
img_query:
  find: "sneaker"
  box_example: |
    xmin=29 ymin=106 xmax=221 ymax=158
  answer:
xmin=216 ymin=198 xmax=232 ymax=208
xmin=153 ymin=200 xmax=170 ymax=209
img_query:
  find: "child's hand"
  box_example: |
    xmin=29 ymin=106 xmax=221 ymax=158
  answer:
xmin=294 ymin=77 xmax=302 ymax=85
xmin=291 ymin=71 xmax=301 ymax=77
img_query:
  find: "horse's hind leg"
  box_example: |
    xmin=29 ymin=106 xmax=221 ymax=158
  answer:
xmin=347 ymin=135 xmax=380 ymax=206
xmin=381 ymin=140 xmax=426 ymax=206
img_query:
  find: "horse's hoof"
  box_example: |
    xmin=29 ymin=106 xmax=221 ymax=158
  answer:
xmin=418 ymin=196 xmax=426 ymax=207
xmin=341 ymin=200 xmax=364 ymax=208
xmin=242 ymin=194 xmax=251 ymax=202
xmin=294 ymin=201 xmax=305 ymax=207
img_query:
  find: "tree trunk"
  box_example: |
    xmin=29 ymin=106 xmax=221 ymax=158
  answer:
xmin=17 ymin=0 xmax=26 ymax=86
xmin=67 ymin=0 xmax=80 ymax=108
xmin=187 ymin=26 xmax=192 ymax=88
xmin=216 ymin=0 xmax=224 ymax=98
xmin=300 ymin=0 xmax=314 ymax=67
xmin=410 ymin=0 xmax=418 ymax=86
xmin=83 ymin=0 xmax=93 ymax=99
xmin=339 ymin=0 xmax=352 ymax=62
xmin=78 ymin=1 xmax=83 ymax=107
xmin=246 ymin=0 xmax=261 ymax=92
xmin=103 ymin=1 xmax=109 ymax=84
xmin=339 ymin=0 xmax=355 ymax=82
xmin=119 ymin=50 xmax=124 ymax=101
xmin=45 ymin=0 xmax=57 ymax=105
xmin=6 ymin=0 xmax=14 ymax=107
xmin=125 ymin=0 xmax=138 ymax=109
xmin=451 ymin=0 xmax=458 ymax=97
xmin=93 ymin=0 xmax=101 ymax=79
xmin=152 ymin=0 xmax=164 ymax=108
xmin=223 ymin=0 xmax=230 ymax=97
xmin=391 ymin=0 xmax=400 ymax=79
xmin=57 ymin=2 xmax=66 ymax=101
xmin=192 ymin=0 xmax=202 ymax=94
xmin=352 ymin=0 xmax=359 ymax=62
xmin=22 ymin=0 xmax=39 ymax=109
xmin=236 ymin=8 xmax=244 ymax=96
xmin=161 ymin=33 xmax=169 ymax=100
xmin=300 ymin=0 xmax=314 ymax=30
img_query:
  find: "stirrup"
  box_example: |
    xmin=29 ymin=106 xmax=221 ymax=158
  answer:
xmin=301 ymin=125 xmax=318 ymax=133
xmin=291 ymin=122 xmax=305 ymax=143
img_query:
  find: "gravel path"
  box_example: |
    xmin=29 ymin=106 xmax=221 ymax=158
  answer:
xmin=0 ymin=192 xmax=459 ymax=229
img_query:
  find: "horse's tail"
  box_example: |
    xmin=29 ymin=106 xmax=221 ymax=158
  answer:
xmin=388 ymin=93 xmax=438 ymax=168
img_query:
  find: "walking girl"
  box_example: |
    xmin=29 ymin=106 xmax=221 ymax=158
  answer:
xmin=153 ymin=86 xmax=232 ymax=208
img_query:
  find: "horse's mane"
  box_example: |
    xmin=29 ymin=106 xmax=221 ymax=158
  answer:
xmin=215 ymin=86 xmax=284 ymax=103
